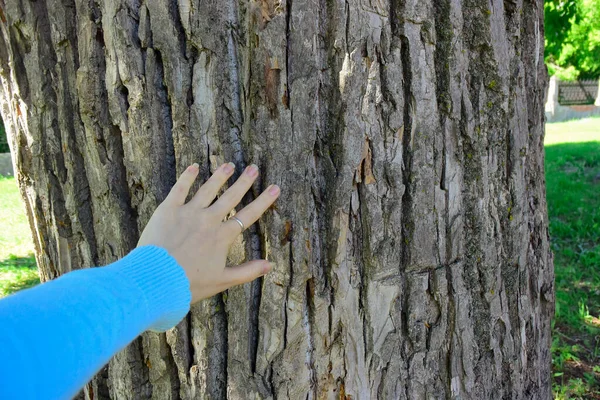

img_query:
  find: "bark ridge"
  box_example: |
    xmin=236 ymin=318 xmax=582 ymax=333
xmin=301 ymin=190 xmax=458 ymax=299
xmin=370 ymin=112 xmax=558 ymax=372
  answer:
xmin=0 ymin=0 xmax=552 ymax=398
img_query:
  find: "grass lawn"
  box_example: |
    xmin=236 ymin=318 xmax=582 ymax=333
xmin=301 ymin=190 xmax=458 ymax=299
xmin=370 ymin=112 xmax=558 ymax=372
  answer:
xmin=545 ymin=118 xmax=600 ymax=399
xmin=545 ymin=117 xmax=600 ymax=145
xmin=0 ymin=176 xmax=38 ymax=297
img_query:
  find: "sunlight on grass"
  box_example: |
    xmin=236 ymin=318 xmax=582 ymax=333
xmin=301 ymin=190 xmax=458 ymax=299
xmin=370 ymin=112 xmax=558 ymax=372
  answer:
xmin=545 ymin=118 xmax=600 ymax=399
xmin=0 ymin=175 xmax=38 ymax=297
xmin=0 ymin=176 xmax=35 ymax=260
xmin=545 ymin=116 xmax=600 ymax=145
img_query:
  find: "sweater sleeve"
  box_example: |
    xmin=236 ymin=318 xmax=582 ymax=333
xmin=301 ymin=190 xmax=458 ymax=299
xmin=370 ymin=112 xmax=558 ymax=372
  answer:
xmin=0 ymin=245 xmax=191 ymax=400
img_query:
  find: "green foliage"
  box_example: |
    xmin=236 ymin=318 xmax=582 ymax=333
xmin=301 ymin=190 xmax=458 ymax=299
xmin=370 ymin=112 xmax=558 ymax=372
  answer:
xmin=545 ymin=0 xmax=600 ymax=79
xmin=545 ymin=0 xmax=579 ymax=59
xmin=545 ymin=121 xmax=600 ymax=398
xmin=547 ymin=63 xmax=580 ymax=81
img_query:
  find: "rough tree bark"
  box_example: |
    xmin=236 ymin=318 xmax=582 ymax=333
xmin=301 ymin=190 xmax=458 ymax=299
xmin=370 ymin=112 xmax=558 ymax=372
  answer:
xmin=0 ymin=0 xmax=553 ymax=398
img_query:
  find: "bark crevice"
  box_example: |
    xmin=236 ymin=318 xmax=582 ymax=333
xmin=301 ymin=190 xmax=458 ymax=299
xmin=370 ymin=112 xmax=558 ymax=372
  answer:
xmin=0 ymin=0 xmax=553 ymax=397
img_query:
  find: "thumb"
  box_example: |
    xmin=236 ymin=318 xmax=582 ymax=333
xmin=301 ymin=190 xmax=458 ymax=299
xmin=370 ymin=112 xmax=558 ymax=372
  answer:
xmin=222 ymin=260 xmax=273 ymax=287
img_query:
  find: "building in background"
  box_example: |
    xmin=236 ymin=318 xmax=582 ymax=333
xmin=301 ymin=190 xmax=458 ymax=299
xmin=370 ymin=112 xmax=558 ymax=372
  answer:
xmin=546 ymin=77 xmax=600 ymax=122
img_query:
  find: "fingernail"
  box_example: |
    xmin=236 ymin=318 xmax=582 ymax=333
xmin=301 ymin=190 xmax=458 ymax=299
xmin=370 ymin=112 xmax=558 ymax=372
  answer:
xmin=191 ymin=163 xmax=199 ymax=171
xmin=268 ymin=184 xmax=280 ymax=196
xmin=223 ymin=162 xmax=235 ymax=174
xmin=246 ymin=164 xmax=259 ymax=177
xmin=263 ymin=262 xmax=275 ymax=275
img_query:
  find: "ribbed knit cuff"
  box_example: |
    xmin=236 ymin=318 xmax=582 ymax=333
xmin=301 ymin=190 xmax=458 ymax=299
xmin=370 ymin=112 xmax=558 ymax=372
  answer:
xmin=113 ymin=246 xmax=191 ymax=332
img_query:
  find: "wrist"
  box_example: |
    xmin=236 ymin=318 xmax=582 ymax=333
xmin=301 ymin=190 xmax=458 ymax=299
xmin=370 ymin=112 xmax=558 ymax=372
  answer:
xmin=110 ymin=246 xmax=191 ymax=332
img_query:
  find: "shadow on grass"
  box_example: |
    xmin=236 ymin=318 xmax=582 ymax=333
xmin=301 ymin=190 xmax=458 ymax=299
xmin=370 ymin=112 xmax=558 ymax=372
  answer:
xmin=0 ymin=254 xmax=40 ymax=297
xmin=546 ymin=141 xmax=600 ymax=398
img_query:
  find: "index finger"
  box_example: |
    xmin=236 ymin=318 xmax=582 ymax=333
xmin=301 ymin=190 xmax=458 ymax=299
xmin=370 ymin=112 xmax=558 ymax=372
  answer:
xmin=164 ymin=163 xmax=200 ymax=206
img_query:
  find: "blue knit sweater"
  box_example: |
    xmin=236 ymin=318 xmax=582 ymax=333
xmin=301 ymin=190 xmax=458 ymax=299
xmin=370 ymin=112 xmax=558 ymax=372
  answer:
xmin=0 ymin=246 xmax=191 ymax=399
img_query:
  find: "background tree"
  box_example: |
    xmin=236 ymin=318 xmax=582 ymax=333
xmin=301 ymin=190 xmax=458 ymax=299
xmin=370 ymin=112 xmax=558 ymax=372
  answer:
xmin=0 ymin=0 xmax=553 ymax=399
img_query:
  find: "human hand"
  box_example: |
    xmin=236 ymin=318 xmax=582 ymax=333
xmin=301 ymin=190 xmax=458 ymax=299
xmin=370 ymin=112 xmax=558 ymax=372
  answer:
xmin=137 ymin=162 xmax=280 ymax=304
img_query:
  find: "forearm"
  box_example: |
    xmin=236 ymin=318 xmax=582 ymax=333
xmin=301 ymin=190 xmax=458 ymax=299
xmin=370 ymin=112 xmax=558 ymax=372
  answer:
xmin=0 ymin=246 xmax=191 ymax=400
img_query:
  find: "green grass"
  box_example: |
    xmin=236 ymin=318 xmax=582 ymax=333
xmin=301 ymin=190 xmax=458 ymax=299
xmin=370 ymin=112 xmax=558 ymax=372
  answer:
xmin=0 ymin=255 xmax=39 ymax=297
xmin=545 ymin=116 xmax=600 ymax=145
xmin=545 ymin=118 xmax=600 ymax=399
xmin=0 ymin=176 xmax=38 ymax=297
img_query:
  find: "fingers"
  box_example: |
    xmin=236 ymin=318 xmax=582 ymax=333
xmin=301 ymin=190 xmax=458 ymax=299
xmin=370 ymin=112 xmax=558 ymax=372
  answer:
xmin=191 ymin=162 xmax=236 ymax=208
xmin=221 ymin=260 xmax=273 ymax=287
xmin=164 ymin=163 xmax=200 ymax=206
xmin=210 ymin=164 xmax=260 ymax=217
xmin=222 ymin=184 xmax=280 ymax=238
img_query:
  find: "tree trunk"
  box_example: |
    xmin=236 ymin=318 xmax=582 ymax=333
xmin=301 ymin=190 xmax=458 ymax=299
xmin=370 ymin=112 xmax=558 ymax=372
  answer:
xmin=0 ymin=0 xmax=553 ymax=398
